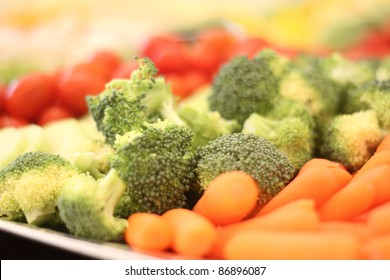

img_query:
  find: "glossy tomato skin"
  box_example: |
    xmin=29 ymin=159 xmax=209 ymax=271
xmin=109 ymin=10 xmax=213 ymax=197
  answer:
xmin=0 ymin=83 xmax=6 ymax=114
xmin=5 ymin=73 xmax=57 ymax=121
xmin=56 ymin=64 xmax=107 ymax=116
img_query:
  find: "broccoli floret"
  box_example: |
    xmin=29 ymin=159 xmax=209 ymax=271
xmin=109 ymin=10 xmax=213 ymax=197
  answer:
xmin=209 ymin=54 xmax=279 ymax=125
xmin=254 ymin=48 xmax=291 ymax=79
xmin=0 ymin=151 xmax=80 ymax=225
xmin=279 ymin=67 xmax=340 ymax=132
xmin=110 ymin=119 xmax=197 ymax=215
xmin=87 ymin=57 xmax=183 ymax=145
xmin=359 ymin=80 xmax=390 ymax=131
xmin=320 ymin=110 xmax=383 ymax=172
xmin=57 ymin=169 xmax=128 ymax=242
xmin=242 ymin=114 xmax=315 ymax=170
xmin=195 ymin=133 xmax=296 ymax=205
xmin=177 ymin=86 xmax=240 ymax=148
xmin=376 ymin=57 xmax=390 ymax=81
xmin=72 ymin=139 xmax=114 ymax=179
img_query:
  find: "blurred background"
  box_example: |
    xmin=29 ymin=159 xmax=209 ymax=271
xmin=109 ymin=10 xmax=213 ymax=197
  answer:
xmin=1 ymin=0 xmax=390 ymax=70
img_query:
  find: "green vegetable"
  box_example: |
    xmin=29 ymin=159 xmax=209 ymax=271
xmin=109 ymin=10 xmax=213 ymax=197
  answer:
xmin=195 ymin=133 xmax=296 ymax=205
xmin=87 ymin=57 xmax=183 ymax=145
xmin=57 ymin=169 xmax=128 ymax=242
xmin=0 ymin=151 xmax=80 ymax=225
xmin=320 ymin=110 xmax=383 ymax=172
xmin=110 ymin=119 xmax=197 ymax=216
xmin=209 ymin=54 xmax=279 ymax=125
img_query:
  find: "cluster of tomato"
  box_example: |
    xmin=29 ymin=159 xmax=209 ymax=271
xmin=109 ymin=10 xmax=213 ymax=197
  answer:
xmin=0 ymin=27 xmax=285 ymax=128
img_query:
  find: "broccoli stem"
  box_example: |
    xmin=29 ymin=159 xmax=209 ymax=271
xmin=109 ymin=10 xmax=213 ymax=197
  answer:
xmin=24 ymin=204 xmax=56 ymax=226
xmin=98 ymin=169 xmax=126 ymax=216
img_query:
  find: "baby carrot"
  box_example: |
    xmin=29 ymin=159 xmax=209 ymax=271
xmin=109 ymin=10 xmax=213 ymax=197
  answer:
xmin=208 ymin=199 xmax=320 ymax=259
xmin=361 ymin=235 xmax=390 ymax=260
xmin=318 ymin=165 xmax=390 ymax=221
xmin=124 ymin=212 xmax=173 ymax=252
xmin=319 ymin=221 xmax=370 ymax=241
xmin=161 ymin=208 xmax=217 ymax=258
xmin=376 ymin=134 xmax=390 ymax=153
xmin=366 ymin=201 xmax=390 ymax=236
xmin=193 ymin=171 xmax=259 ymax=226
xmin=258 ymin=165 xmax=352 ymax=215
xmin=352 ymin=151 xmax=390 ymax=180
xmin=298 ymin=158 xmax=347 ymax=176
xmin=224 ymin=230 xmax=361 ymax=260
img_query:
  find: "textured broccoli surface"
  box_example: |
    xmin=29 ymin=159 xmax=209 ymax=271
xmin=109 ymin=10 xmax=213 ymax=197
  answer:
xmin=0 ymin=151 xmax=80 ymax=225
xmin=57 ymin=169 xmax=128 ymax=242
xmin=110 ymin=120 xmax=197 ymax=215
xmin=209 ymin=54 xmax=279 ymax=125
xmin=320 ymin=110 xmax=383 ymax=172
xmin=195 ymin=133 xmax=296 ymax=205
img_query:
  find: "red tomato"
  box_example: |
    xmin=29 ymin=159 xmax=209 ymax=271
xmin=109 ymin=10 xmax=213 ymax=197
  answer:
xmin=0 ymin=83 xmax=6 ymax=114
xmin=5 ymin=73 xmax=57 ymax=121
xmin=165 ymin=74 xmax=189 ymax=98
xmin=86 ymin=50 xmax=122 ymax=79
xmin=0 ymin=114 xmax=29 ymax=128
xmin=141 ymin=34 xmax=189 ymax=74
xmin=57 ymin=66 xmax=107 ymax=116
xmin=37 ymin=105 xmax=74 ymax=126
xmin=165 ymin=71 xmax=209 ymax=99
xmin=187 ymin=28 xmax=239 ymax=74
xmin=232 ymin=37 xmax=269 ymax=58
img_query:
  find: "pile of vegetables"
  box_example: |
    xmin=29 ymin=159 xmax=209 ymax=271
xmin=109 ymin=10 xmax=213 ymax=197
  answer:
xmin=0 ymin=37 xmax=390 ymax=259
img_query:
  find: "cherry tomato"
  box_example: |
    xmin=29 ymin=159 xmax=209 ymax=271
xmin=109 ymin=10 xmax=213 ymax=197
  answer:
xmin=165 ymin=71 xmax=209 ymax=99
xmin=232 ymin=37 xmax=269 ymax=59
xmin=37 ymin=104 xmax=74 ymax=126
xmin=141 ymin=34 xmax=189 ymax=74
xmin=57 ymin=66 xmax=107 ymax=116
xmin=5 ymin=73 xmax=57 ymax=121
xmin=0 ymin=83 xmax=6 ymax=114
xmin=187 ymin=28 xmax=239 ymax=74
xmin=0 ymin=114 xmax=29 ymax=128
xmin=86 ymin=50 xmax=122 ymax=79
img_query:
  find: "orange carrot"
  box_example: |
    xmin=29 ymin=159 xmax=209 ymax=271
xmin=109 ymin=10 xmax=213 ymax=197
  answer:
xmin=124 ymin=212 xmax=173 ymax=252
xmin=361 ymin=235 xmax=390 ymax=260
xmin=208 ymin=199 xmax=320 ymax=259
xmin=352 ymin=151 xmax=390 ymax=180
xmin=224 ymin=230 xmax=361 ymax=260
xmin=376 ymin=134 xmax=390 ymax=153
xmin=298 ymin=158 xmax=347 ymax=176
xmin=193 ymin=171 xmax=259 ymax=226
xmin=161 ymin=208 xmax=217 ymax=257
xmin=319 ymin=221 xmax=370 ymax=241
xmin=258 ymin=165 xmax=352 ymax=215
xmin=318 ymin=165 xmax=390 ymax=221
xmin=366 ymin=201 xmax=390 ymax=237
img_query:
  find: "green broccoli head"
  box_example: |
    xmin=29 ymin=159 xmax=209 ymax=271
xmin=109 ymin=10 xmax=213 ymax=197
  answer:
xmin=195 ymin=133 xmax=296 ymax=205
xmin=87 ymin=57 xmax=183 ymax=145
xmin=254 ymin=48 xmax=291 ymax=79
xmin=242 ymin=114 xmax=315 ymax=170
xmin=57 ymin=169 xmax=128 ymax=242
xmin=279 ymin=68 xmax=340 ymax=131
xmin=209 ymin=54 xmax=279 ymax=125
xmin=177 ymin=86 xmax=241 ymax=148
xmin=359 ymin=80 xmax=390 ymax=131
xmin=0 ymin=151 xmax=80 ymax=225
xmin=320 ymin=110 xmax=383 ymax=172
xmin=110 ymin=119 xmax=197 ymax=215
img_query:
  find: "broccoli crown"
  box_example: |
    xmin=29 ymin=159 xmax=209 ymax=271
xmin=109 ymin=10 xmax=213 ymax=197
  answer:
xmin=359 ymin=80 xmax=390 ymax=131
xmin=279 ymin=68 xmax=340 ymax=130
xmin=242 ymin=114 xmax=315 ymax=170
xmin=177 ymin=86 xmax=240 ymax=148
xmin=195 ymin=133 xmax=296 ymax=205
xmin=254 ymin=48 xmax=291 ymax=79
xmin=110 ymin=120 xmax=197 ymax=215
xmin=209 ymin=54 xmax=279 ymax=124
xmin=320 ymin=110 xmax=383 ymax=172
xmin=0 ymin=151 xmax=79 ymax=225
xmin=87 ymin=57 xmax=183 ymax=145
xmin=57 ymin=169 xmax=128 ymax=241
